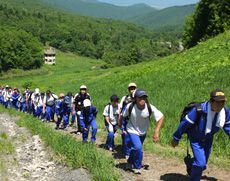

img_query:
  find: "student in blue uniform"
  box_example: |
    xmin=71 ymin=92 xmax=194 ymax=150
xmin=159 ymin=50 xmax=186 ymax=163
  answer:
xmin=79 ymin=99 xmax=98 ymax=142
xmin=11 ymin=88 xmax=20 ymax=110
xmin=172 ymin=89 xmax=230 ymax=181
xmin=103 ymin=95 xmax=120 ymax=151
xmin=44 ymin=90 xmax=58 ymax=122
xmin=121 ymin=89 xmax=164 ymax=174
xmin=119 ymin=82 xmax=137 ymax=159
xmin=55 ymin=93 xmax=67 ymax=130
xmin=73 ymin=85 xmax=91 ymax=134
xmin=64 ymin=92 xmax=75 ymax=127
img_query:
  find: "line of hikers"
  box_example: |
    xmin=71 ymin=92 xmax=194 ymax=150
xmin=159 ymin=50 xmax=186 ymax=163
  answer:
xmin=0 ymin=83 xmax=229 ymax=180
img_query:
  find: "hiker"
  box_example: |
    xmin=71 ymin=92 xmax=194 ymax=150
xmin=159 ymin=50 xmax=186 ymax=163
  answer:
xmin=0 ymin=87 xmax=4 ymax=105
xmin=119 ymin=82 xmax=137 ymax=159
xmin=25 ymin=87 xmax=33 ymax=114
xmin=120 ymin=89 xmax=164 ymax=174
xmin=172 ymin=89 xmax=230 ymax=181
xmin=64 ymin=92 xmax=76 ymax=127
xmin=103 ymin=95 xmax=120 ymax=151
xmin=11 ymin=88 xmax=20 ymax=110
xmin=31 ymin=88 xmax=40 ymax=116
xmin=73 ymin=85 xmax=91 ymax=134
xmin=44 ymin=90 xmax=58 ymax=122
xmin=18 ymin=91 xmax=27 ymax=112
xmin=55 ymin=93 xmax=67 ymax=130
xmin=79 ymin=99 xmax=98 ymax=142
xmin=4 ymin=86 xmax=13 ymax=109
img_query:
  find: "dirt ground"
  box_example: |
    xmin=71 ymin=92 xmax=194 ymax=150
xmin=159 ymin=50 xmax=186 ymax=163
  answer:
xmin=0 ymin=113 xmax=91 ymax=181
xmin=0 ymin=113 xmax=229 ymax=181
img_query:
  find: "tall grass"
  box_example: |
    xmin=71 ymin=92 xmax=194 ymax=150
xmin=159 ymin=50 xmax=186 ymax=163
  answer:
xmin=1 ymin=31 xmax=230 ymax=166
xmin=0 ymin=106 xmax=119 ymax=181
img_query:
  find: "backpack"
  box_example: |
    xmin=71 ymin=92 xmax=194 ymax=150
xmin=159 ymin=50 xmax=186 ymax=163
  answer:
xmin=180 ymin=102 xmax=203 ymax=124
xmin=126 ymin=100 xmax=152 ymax=120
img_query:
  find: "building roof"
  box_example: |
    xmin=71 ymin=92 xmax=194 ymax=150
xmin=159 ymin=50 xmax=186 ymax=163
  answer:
xmin=44 ymin=47 xmax=56 ymax=55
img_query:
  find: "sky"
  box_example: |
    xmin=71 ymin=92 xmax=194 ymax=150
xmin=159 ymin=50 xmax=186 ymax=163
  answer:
xmin=98 ymin=0 xmax=200 ymax=8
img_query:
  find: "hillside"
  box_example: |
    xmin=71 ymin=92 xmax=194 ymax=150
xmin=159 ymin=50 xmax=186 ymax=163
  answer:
xmin=0 ymin=0 xmax=180 ymax=70
xmin=131 ymin=4 xmax=196 ymax=29
xmin=41 ymin=0 xmax=156 ymax=20
xmin=2 ymin=30 xmax=230 ymax=165
xmin=40 ymin=0 xmax=195 ymax=29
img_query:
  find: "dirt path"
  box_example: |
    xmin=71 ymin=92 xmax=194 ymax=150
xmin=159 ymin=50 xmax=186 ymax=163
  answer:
xmin=0 ymin=113 xmax=91 ymax=181
xmin=62 ymin=125 xmax=230 ymax=181
xmin=0 ymin=112 xmax=229 ymax=181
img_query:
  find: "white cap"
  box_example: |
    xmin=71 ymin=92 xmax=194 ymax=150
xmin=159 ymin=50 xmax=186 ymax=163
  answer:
xmin=83 ymin=99 xmax=91 ymax=107
xmin=35 ymin=88 xmax=39 ymax=94
xmin=128 ymin=82 xmax=137 ymax=88
xmin=5 ymin=85 xmax=9 ymax=88
xmin=80 ymin=85 xmax=87 ymax=90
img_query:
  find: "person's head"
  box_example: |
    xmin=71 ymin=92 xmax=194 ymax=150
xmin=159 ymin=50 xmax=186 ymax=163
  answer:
xmin=35 ymin=88 xmax=40 ymax=95
xmin=67 ymin=92 xmax=72 ymax=97
xmin=110 ymin=95 xmax=119 ymax=107
xmin=128 ymin=83 xmax=137 ymax=94
xmin=80 ymin=85 xmax=87 ymax=95
xmin=134 ymin=89 xmax=148 ymax=109
xmin=210 ymin=89 xmax=226 ymax=112
xmin=59 ymin=93 xmax=65 ymax=100
xmin=41 ymin=92 xmax=45 ymax=97
xmin=83 ymin=99 xmax=91 ymax=110
xmin=46 ymin=90 xmax=51 ymax=96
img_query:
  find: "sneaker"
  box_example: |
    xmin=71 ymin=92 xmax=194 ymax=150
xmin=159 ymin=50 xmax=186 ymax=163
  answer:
xmin=76 ymin=132 xmax=81 ymax=135
xmin=125 ymin=155 xmax=129 ymax=160
xmin=133 ymin=169 xmax=141 ymax=174
xmin=125 ymin=163 xmax=133 ymax=171
xmin=109 ymin=147 xmax=113 ymax=151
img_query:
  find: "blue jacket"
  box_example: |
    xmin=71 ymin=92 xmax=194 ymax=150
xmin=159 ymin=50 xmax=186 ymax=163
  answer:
xmin=80 ymin=106 xmax=97 ymax=128
xmin=12 ymin=92 xmax=20 ymax=101
xmin=173 ymin=101 xmax=230 ymax=142
xmin=56 ymin=99 xmax=65 ymax=115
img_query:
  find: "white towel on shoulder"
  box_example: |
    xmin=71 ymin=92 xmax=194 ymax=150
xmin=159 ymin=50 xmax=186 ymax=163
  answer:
xmin=205 ymin=102 xmax=226 ymax=135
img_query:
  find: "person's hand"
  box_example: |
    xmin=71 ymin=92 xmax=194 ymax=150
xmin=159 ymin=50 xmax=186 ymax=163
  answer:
xmin=77 ymin=111 xmax=81 ymax=116
xmin=57 ymin=115 xmax=61 ymax=119
xmin=122 ymin=130 xmax=127 ymax=135
xmin=171 ymin=139 xmax=179 ymax=147
xmin=84 ymin=128 xmax=88 ymax=131
xmin=108 ymin=124 xmax=113 ymax=132
xmin=152 ymin=131 xmax=159 ymax=142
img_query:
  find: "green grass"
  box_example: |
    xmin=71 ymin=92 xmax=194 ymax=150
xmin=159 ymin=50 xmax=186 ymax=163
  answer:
xmin=0 ymin=106 xmax=119 ymax=181
xmin=0 ymin=131 xmax=14 ymax=173
xmin=1 ymin=31 xmax=230 ymax=168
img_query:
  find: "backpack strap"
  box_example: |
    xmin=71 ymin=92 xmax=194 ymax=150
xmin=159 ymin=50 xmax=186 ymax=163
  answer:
xmin=128 ymin=101 xmax=152 ymax=120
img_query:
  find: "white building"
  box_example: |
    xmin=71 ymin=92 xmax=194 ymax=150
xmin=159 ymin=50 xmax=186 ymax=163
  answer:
xmin=44 ymin=47 xmax=56 ymax=65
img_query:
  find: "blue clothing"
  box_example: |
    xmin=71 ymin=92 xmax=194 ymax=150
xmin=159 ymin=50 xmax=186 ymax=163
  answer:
xmin=12 ymin=92 xmax=20 ymax=110
xmin=46 ymin=105 xmax=55 ymax=122
xmin=35 ymin=106 xmax=45 ymax=120
xmin=80 ymin=106 xmax=97 ymax=142
xmin=106 ymin=124 xmax=118 ymax=149
xmin=128 ymin=133 xmax=146 ymax=169
xmin=173 ymin=101 xmax=230 ymax=181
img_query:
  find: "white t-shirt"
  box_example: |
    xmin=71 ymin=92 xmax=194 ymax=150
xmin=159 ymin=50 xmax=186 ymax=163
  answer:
xmin=103 ymin=104 xmax=120 ymax=125
xmin=44 ymin=94 xmax=58 ymax=106
xmin=123 ymin=103 xmax=163 ymax=136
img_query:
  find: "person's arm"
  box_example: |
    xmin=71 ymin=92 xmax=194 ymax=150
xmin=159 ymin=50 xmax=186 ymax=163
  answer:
xmin=152 ymin=116 xmax=164 ymax=142
xmin=103 ymin=105 xmax=111 ymax=125
xmin=172 ymin=108 xmax=197 ymax=147
xmin=118 ymin=103 xmax=129 ymax=128
xmin=223 ymin=108 xmax=230 ymax=138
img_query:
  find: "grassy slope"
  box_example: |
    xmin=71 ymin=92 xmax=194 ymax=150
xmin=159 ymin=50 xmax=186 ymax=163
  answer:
xmin=131 ymin=4 xmax=195 ymax=28
xmin=1 ymin=31 xmax=230 ymax=167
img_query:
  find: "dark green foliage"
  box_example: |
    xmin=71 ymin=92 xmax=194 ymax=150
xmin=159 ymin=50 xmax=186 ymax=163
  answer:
xmin=0 ymin=27 xmax=43 ymax=72
xmin=0 ymin=0 xmax=181 ymax=67
xmin=183 ymin=0 xmax=230 ymax=48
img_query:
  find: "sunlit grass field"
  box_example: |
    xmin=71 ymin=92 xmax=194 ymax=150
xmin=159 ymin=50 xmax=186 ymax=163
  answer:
xmin=1 ymin=31 xmax=230 ymax=168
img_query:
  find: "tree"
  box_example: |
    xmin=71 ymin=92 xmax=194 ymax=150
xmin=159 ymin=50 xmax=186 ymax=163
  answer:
xmin=0 ymin=28 xmax=43 ymax=72
xmin=183 ymin=0 xmax=230 ymax=48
